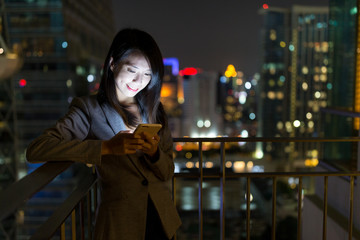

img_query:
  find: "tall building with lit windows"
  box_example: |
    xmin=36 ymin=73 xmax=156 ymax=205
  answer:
xmin=289 ymin=5 xmax=329 ymax=162
xmin=259 ymin=6 xmax=329 ymax=165
xmin=1 ymin=0 xmax=114 ymax=174
xmin=303 ymin=1 xmax=360 ymax=238
xmin=218 ymin=66 xmax=259 ymax=139
xmin=258 ymin=7 xmax=291 ymax=160
xmin=322 ymin=0 xmax=358 ymax=169
xmin=1 ymin=1 xmax=114 ymax=238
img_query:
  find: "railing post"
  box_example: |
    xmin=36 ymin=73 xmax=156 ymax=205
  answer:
xmin=61 ymin=222 xmax=66 ymax=240
xmin=271 ymin=176 xmax=277 ymax=240
xmin=172 ymin=176 xmax=177 ymax=240
xmin=246 ymin=177 xmax=251 ymax=240
xmin=198 ymin=141 xmax=203 ymax=240
xmin=220 ymin=142 xmax=225 ymax=240
xmin=80 ymin=199 xmax=85 ymax=240
xmin=322 ymin=176 xmax=328 ymax=240
xmin=71 ymin=209 xmax=76 ymax=240
xmin=297 ymin=177 xmax=303 ymax=240
xmin=87 ymin=191 xmax=92 ymax=240
xmin=349 ymin=176 xmax=354 ymax=240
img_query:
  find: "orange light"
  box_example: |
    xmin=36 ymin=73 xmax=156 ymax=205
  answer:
xmin=175 ymin=144 xmax=183 ymax=151
xmin=160 ymin=85 xmax=172 ymax=97
xmin=225 ymin=64 xmax=237 ymax=78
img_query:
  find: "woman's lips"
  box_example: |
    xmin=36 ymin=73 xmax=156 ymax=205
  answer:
xmin=127 ymin=85 xmax=139 ymax=92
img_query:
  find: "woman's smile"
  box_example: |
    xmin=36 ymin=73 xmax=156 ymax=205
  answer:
xmin=127 ymin=84 xmax=139 ymax=92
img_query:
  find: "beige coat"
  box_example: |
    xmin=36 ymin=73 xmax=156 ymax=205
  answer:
xmin=26 ymin=95 xmax=181 ymax=240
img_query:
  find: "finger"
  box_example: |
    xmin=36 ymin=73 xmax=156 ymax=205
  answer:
xmin=152 ymin=135 xmax=160 ymax=141
xmin=142 ymin=132 xmax=157 ymax=140
xmin=126 ymin=143 xmax=143 ymax=150
xmin=127 ymin=138 xmax=144 ymax=145
xmin=141 ymin=143 xmax=158 ymax=156
xmin=141 ymin=141 xmax=151 ymax=149
xmin=124 ymin=149 xmax=137 ymax=154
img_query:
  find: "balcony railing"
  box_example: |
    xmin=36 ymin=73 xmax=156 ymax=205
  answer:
xmin=1 ymin=137 xmax=360 ymax=240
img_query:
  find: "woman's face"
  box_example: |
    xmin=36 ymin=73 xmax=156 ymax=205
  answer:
xmin=113 ymin=52 xmax=152 ymax=103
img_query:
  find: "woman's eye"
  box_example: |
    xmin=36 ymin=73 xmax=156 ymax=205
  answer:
xmin=145 ymin=73 xmax=152 ymax=77
xmin=127 ymin=68 xmax=135 ymax=73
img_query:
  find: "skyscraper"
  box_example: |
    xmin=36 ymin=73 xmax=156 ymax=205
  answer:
xmin=289 ymin=5 xmax=329 ymax=162
xmin=0 ymin=2 xmax=114 ymax=237
xmin=259 ymin=5 xmax=329 ymax=167
xmin=323 ymin=0 xmax=358 ymax=169
xmin=258 ymin=7 xmax=291 ymax=160
xmin=1 ymin=0 xmax=114 ymax=176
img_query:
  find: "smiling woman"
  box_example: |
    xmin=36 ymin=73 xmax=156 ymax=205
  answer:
xmin=26 ymin=28 xmax=181 ymax=240
xmin=111 ymin=52 xmax=153 ymax=102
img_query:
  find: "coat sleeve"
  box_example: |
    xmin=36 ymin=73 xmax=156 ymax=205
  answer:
xmin=26 ymin=97 xmax=102 ymax=165
xmin=143 ymin=118 xmax=175 ymax=182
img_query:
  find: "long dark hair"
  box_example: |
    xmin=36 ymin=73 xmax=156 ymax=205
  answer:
xmin=98 ymin=28 xmax=167 ymax=128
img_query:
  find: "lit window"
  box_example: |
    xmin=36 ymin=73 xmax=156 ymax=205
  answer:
xmin=270 ymin=29 xmax=277 ymax=41
xmin=293 ymin=120 xmax=301 ymax=128
xmin=302 ymin=66 xmax=309 ymax=74
xmin=302 ymin=82 xmax=308 ymax=90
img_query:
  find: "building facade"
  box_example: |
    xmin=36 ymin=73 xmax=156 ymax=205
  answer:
xmin=181 ymin=70 xmax=221 ymax=138
xmin=2 ymin=0 xmax=114 ymax=175
xmin=0 ymin=1 xmax=114 ymax=238
xmin=259 ymin=6 xmax=329 ymax=168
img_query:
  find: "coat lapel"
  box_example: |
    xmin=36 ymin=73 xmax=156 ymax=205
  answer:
xmin=100 ymin=102 xmax=126 ymax=135
xmin=99 ymin=101 xmax=149 ymax=178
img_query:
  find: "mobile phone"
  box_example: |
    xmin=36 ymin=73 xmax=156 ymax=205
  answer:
xmin=133 ymin=124 xmax=162 ymax=136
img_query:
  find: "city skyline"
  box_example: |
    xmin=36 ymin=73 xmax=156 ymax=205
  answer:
xmin=112 ymin=0 xmax=329 ymax=75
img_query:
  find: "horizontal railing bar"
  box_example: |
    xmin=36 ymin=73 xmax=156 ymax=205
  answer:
xmin=173 ymin=137 xmax=360 ymax=143
xmin=0 ymin=161 xmax=73 ymax=221
xmin=320 ymin=107 xmax=360 ymax=118
xmin=174 ymin=171 xmax=360 ymax=179
xmin=30 ymin=169 xmax=97 ymax=240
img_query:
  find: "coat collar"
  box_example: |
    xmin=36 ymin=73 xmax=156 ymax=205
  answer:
xmin=100 ymin=101 xmax=126 ymax=135
xmin=99 ymin=100 xmax=148 ymax=135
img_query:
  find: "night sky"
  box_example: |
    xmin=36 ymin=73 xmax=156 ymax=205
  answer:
xmin=112 ymin=0 xmax=329 ymax=76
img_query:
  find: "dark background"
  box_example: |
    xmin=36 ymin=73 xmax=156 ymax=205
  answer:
xmin=112 ymin=0 xmax=329 ymax=75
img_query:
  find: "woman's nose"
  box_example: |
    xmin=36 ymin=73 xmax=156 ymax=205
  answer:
xmin=133 ymin=74 xmax=142 ymax=83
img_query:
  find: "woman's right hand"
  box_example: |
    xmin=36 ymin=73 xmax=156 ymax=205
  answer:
xmin=101 ymin=131 xmax=144 ymax=156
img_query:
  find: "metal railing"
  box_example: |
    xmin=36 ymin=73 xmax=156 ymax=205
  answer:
xmin=0 ymin=162 xmax=98 ymax=240
xmin=0 ymin=137 xmax=359 ymax=240
xmin=172 ymin=137 xmax=360 ymax=240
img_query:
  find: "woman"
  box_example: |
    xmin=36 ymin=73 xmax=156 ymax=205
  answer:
xmin=26 ymin=28 xmax=181 ymax=240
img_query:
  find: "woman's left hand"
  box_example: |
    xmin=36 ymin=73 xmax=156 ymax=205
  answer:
xmin=140 ymin=132 xmax=160 ymax=157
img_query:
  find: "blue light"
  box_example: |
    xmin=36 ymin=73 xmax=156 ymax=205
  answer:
xmin=249 ymin=113 xmax=256 ymax=120
xmin=350 ymin=7 xmax=357 ymax=15
xmin=163 ymin=57 xmax=179 ymax=75
xmin=279 ymin=75 xmax=285 ymax=82
xmin=62 ymin=41 xmax=68 ymax=48
xmin=327 ymin=83 xmax=333 ymax=90
xmin=220 ymin=76 xmax=227 ymax=83
xmin=289 ymin=44 xmax=295 ymax=51
xmin=329 ymin=20 xmax=338 ymax=26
